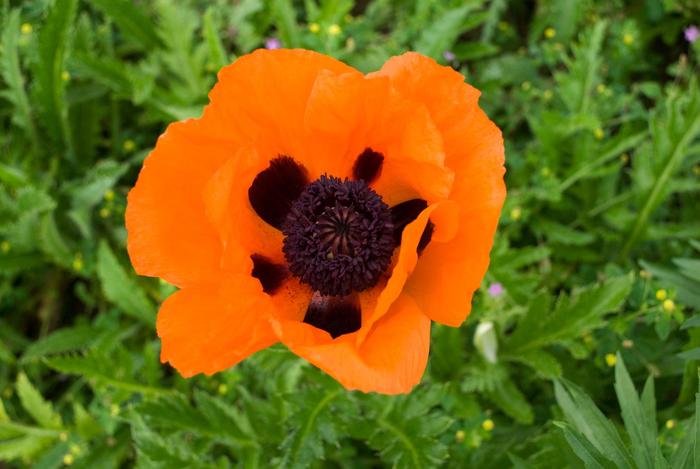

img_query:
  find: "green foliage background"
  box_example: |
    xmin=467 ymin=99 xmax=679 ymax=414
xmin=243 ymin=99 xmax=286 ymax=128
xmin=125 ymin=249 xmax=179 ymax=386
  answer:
xmin=1 ymin=0 xmax=700 ymax=467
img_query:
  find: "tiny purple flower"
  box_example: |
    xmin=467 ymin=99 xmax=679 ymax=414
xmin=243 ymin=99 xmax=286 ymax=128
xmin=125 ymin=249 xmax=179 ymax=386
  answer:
xmin=685 ymin=25 xmax=699 ymax=43
xmin=443 ymin=50 xmax=456 ymax=62
xmin=265 ymin=37 xmax=282 ymax=50
xmin=487 ymin=283 xmax=504 ymax=298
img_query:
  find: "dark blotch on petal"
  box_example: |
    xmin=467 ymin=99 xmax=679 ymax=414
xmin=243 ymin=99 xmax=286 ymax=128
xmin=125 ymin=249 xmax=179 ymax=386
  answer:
xmin=248 ymin=156 xmax=309 ymax=229
xmin=251 ymin=254 xmax=288 ymax=294
xmin=352 ymin=148 xmax=384 ymax=183
xmin=417 ymin=220 xmax=434 ymax=254
xmin=304 ymin=292 xmax=361 ymax=339
xmin=390 ymin=199 xmax=427 ymax=244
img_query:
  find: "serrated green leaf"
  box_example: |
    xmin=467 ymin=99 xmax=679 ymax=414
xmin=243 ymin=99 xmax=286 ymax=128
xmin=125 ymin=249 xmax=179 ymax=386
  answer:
xmin=34 ymin=0 xmax=78 ymax=152
xmin=613 ymin=354 xmax=663 ymax=469
xmin=16 ymin=373 xmax=62 ymax=429
xmin=0 ymin=10 xmax=37 ymax=141
xmin=554 ymin=379 xmax=634 ymax=469
xmin=21 ymin=325 xmax=100 ymax=362
xmin=505 ymin=275 xmax=633 ymax=354
xmin=96 ymin=241 xmax=155 ymax=327
xmin=44 ymin=354 xmax=169 ymax=396
xmin=39 ymin=212 xmax=73 ymax=269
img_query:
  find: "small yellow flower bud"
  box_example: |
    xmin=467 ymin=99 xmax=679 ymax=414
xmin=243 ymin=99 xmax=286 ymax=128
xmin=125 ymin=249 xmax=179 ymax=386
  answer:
xmin=59 ymin=432 xmax=68 ymax=442
xmin=541 ymin=167 xmax=551 ymax=177
xmin=622 ymin=339 xmax=634 ymax=349
xmin=110 ymin=404 xmax=120 ymax=416
xmin=455 ymin=430 xmax=465 ymax=442
xmin=662 ymin=299 xmax=675 ymax=313
xmin=544 ymin=27 xmax=556 ymax=39
xmin=61 ymin=71 xmax=70 ymax=82
xmin=99 ymin=207 xmax=110 ymax=219
xmin=72 ymin=254 xmax=83 ymax=272
xmin=69 ymin=443 xmax=81 ymax=455
xmin=639 ymin=269 xmax=651 ymax=279
xmin=1 ymin=240 xmax=10 ymax=253
xmin=104 ymin=190 xmax=115 ymax=202
xmin=665 ymin=419 xmax=676 ymax=429
xmin=596 ymin=84 xmax=607 ymax=94
xmin=308 ymin=23 xmax=320 ymax=33
xmin=482 ymin=419 xmax=494 ymax=431
xmin=217 ymin=383 xmax=228 ymax=395
xmin=594 ymin=128 xmax=605 ymax=140
xmin=510 ymin=207 xmax=522 ymax=221
xmin=63 ymin=454 xmax=74 ymax=465
xmin=122 ymin=139 xmax=135 ymax=152
xmin=605 ymin=353 xmax=617 ymax=367
xmin=327 ymin=24 xmax=341 ymax=36
xmin=21 ymin=23 xmax=33 ymax=35
xmin=623 ymin=33 xmax=634 ymax=45
xmin=542 ymin=89 xmax=553 ymax=100
xmin=655 ymin=289 xmax=667 ymax=300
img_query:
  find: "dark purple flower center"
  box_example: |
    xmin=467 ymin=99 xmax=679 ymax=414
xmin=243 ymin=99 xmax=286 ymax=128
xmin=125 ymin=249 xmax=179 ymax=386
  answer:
xmin=281 ymin=175 xmax=395 ymax=297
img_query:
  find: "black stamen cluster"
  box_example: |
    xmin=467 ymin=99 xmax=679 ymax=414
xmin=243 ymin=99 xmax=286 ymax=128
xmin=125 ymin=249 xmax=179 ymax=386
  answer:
xmin=282 ymin=175 xmax=395 ymax=296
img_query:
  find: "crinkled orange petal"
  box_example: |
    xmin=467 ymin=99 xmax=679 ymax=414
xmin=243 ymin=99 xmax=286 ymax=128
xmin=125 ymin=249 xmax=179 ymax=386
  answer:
xmin=276 ymin=294 xmax=430 ymax=394
xmin=378 ymin=52 xmax=506 ymax=326
xmin=157 ymin=274 xmax=277 ymax=377
xmin=207 ymin=49 xmax=357 ymax=169
xmin=202 ymin=148 xmax=285 ymax=269
xmin=126 ymin=117 xmax=236 ymax=287
xmin=358 ymin=199 xmax=459 ymax=343
xmin=304 ymin=71 xmax=453 ymax=205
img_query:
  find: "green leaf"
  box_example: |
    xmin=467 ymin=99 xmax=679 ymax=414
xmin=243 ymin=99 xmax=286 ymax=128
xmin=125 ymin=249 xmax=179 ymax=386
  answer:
xmin=613 ymin=354 xmax=662 ymax=469
xmin=203 ymin=8 xmax=228 ymax=69
xmin=505 ymin=275 xmax=633 ymax=354
xmin=622 ymin=81 xmax=700 ymax=257
xmin=44 ymin=353 xmax=170 ymax=396
xmin=90 ymin=0 xmax=163 ymax=50
xmin=34 ymin=0 xmax=78 ymax=152
xmin=96 ymin=241 xmax=156 ymax=327
xmin=486 ymin=376 xmax=534 ymax=424
xmin=507 ymin=349 xmax=562 ymax=379
xmin=0 ymin=9 xmax=37 ymax=141
xmin=415 ymin=6 xmax=476 ymax=60
xmin=21 ymin=325 xmax=100 ymax=362
xmin=270 ymin=0 xmax=301 ymax=48
xmin=38 ymin=213 xmax=73 ymax=269
xmin=554 ymin=379 xmax=634 ymax=469
xmin=279 ymin=387 xmax=343 ymax=468
xmin=15 ymin=373 xmax=62 ymax=429
xmin=364 ymin=386 xmax=452 ymax=469
xmin=554 ymin=421 xmax=618 ymax=469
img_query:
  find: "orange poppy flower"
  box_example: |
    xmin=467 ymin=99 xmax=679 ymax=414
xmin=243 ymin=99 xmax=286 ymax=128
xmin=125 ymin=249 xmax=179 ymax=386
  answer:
xmin=126 ymin=49 xmax=505 ymax=394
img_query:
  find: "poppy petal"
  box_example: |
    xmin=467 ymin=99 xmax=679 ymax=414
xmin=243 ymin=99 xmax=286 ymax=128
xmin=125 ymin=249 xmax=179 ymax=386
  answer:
xmin=202 ymin=149 xmax=285 ymax=269
xmin=304 ymin=72 xmax=453 ymax=204
xmin=126 ymin=117 xmax=234 ymax=287
xmin=358 ymin=200 xmax=458 ymax=343
xmin=378 ymin=53 xmax=505 ymax=326
xmin=277 ymin=294 xmax=430 ymax=394
xmin=157 ymin=275 xmax=277 ymax=377
xmin=207 ymin=49 xmax=357 ymax=167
